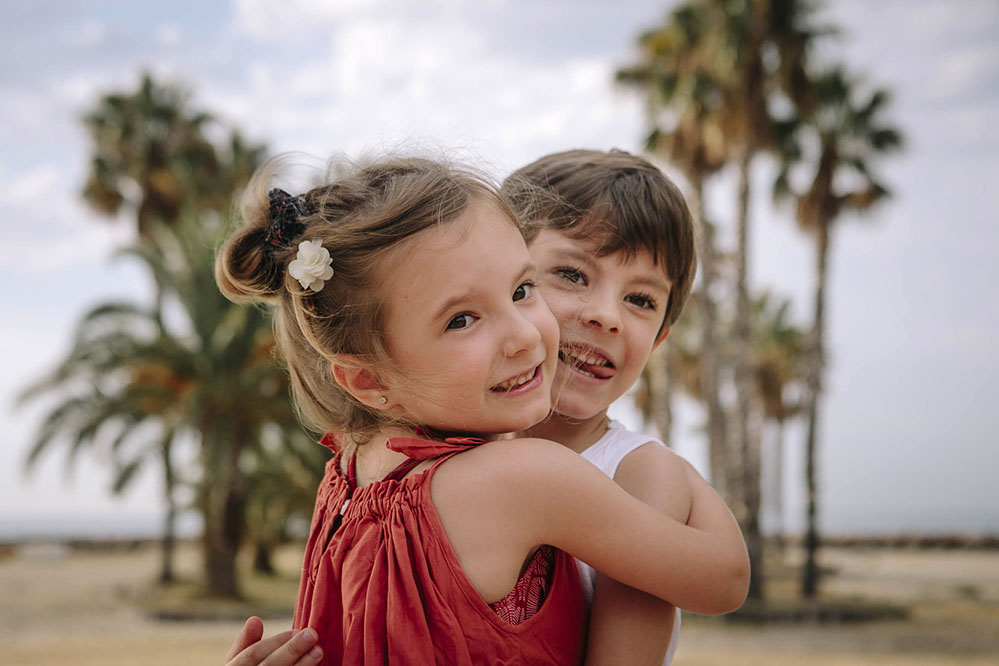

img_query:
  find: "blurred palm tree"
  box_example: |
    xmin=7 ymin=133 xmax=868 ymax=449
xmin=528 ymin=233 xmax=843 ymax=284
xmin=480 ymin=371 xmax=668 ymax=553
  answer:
xmin=773 ymin=66 xmax=904 ymax=596
xmin=20 ymin=213 xmax=320 ymax=598
xmin=244 ymin=426 xmax=331 ymax=575
xmin=25 ymin=72 xmax=328 ymax=598
xmin=751 ymin=291 xmax=807 ymax=557
xmin=620 ymin=0 xmax=831 ymax=601
xmin=19 ymin=301 xmax=189 ymax=583
xmin=616 ymin=1 xmax=731 ymax=496
xmin=137 ymin=214 xmax=311 ymax=598
xmin=702 ymin=0 xmax=823 ymax=600
xmin=81 ymin=73 xmax=215 ymax=235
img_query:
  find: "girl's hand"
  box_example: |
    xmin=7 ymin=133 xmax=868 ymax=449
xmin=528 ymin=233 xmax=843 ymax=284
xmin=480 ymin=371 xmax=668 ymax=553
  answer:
xmin=224 ymin=617 xmax=323 ymax=666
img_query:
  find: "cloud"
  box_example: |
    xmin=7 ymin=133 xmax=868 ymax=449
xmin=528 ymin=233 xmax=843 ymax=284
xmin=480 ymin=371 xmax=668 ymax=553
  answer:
xmin=231 ymin=0 xmax=390 ymax=40
xmin=63 ymin=19 xmax=107 ymax=48
xmin=156 ymin=23 xmax=183 ymax=47
xmin=0 ymin=163 xmax=133 ymax=273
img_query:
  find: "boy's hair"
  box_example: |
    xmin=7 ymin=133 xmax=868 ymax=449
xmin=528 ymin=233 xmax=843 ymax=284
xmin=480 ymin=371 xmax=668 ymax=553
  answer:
xmin=501 ymin=149 xmax=696 ymax=333
xmin=216 ymin=154 xmax=512 ymax=449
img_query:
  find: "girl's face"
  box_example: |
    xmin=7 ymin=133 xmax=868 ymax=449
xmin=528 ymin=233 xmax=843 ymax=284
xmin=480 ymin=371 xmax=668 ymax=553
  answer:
xmin=528 ymin=229 xmax=672 ymax=422
xmin=379 ymin=199 xmax=559 ymax=435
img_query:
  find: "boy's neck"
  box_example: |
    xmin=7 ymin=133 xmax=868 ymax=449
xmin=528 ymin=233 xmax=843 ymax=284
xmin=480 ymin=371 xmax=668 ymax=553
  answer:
xmin=525 ymin=410 xmax=611 ymax=454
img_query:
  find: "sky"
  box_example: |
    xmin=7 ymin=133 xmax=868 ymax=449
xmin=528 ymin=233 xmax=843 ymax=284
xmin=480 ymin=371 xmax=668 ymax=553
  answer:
xmin=1 ymin=0 xmax=997 ymax=540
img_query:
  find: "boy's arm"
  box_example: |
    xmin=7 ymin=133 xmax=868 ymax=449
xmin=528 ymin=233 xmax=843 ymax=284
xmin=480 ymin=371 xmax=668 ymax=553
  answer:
xmin=584 ymin=443 xmax=690 ymax=666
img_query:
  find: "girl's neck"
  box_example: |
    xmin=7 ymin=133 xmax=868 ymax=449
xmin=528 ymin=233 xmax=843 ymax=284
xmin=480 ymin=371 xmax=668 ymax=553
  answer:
xmin=347 ymin=426 xmax=414 ymax=486
xmin=524 ymin=410 xmax=611 ymax=454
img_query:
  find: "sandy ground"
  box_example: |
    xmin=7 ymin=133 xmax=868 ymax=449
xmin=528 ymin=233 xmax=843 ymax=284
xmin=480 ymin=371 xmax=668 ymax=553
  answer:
xmin=1 ymin=541 xmax=998 ymax=666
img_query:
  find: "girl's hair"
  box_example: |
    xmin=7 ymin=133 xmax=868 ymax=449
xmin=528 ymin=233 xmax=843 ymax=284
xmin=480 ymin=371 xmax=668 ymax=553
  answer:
xmin=216 ymin=154 xmax=508 ymax=450
xmin=501 ymin=149 xmax=697 ymax=333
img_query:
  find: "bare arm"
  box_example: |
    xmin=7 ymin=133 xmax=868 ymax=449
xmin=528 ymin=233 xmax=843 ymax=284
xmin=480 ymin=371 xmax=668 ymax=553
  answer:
xmin=515 ymin=438 xmax=749 ymax=614
xmin=433 ymin=437 xmax=748 ymax=614
xmin=584 ymin=443 xmax=690 ymax=666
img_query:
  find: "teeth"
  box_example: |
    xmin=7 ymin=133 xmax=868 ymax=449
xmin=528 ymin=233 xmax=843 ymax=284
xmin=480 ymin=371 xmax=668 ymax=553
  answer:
xmin=560 ymin=347 xmax=611 ymax=369
xmin=494 ymin=368 xmax=535 ymax=391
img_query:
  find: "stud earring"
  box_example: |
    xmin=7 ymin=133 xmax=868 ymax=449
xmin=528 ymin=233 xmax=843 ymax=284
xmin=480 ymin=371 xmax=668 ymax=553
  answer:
xmin=378 ymin=396 xmax=387 ymax=405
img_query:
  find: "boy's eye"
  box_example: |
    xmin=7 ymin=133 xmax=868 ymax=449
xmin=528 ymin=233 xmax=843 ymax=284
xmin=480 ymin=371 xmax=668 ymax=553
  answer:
xmin=512 ymin=281 xmax=535 ymax=302
xmin=446 ymin=313 xmax=477 ymax=330
xmin=626 ymin=293 xmax=657 ymax=310
xmin=554 ymin=267 xmax=586 ymax=285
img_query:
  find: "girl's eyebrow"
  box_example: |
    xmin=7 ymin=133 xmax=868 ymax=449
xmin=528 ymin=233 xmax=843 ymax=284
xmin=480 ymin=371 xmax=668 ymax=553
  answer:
xmin=431 ymin=260 xmax=535 ymax=322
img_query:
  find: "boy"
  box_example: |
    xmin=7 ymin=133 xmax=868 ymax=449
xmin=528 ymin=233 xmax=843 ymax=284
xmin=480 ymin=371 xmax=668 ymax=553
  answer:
xmin=503 ymin=148 xmax=704 ymax=666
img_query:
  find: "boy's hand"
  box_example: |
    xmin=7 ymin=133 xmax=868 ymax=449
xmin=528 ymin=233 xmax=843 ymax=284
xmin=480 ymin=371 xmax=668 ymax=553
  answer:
xmin=224 ymin=616 xmax=323 ymax=666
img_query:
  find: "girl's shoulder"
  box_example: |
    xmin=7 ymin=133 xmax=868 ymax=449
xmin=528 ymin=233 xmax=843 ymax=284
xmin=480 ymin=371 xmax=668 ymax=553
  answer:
xmin=439 ymin=436 xmax=580 ymax=480
xmin=431 ymin=436 xmax=602 ymax=512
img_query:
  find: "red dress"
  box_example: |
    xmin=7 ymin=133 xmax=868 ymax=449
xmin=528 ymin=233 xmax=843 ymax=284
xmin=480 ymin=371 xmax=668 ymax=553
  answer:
xmin=293 ymin=434 xmax=587 ymax=665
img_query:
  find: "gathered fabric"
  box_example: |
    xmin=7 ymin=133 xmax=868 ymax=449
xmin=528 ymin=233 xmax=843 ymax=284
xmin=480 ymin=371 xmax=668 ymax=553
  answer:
xmin=293 ymin=434 xmax=587 ymax=665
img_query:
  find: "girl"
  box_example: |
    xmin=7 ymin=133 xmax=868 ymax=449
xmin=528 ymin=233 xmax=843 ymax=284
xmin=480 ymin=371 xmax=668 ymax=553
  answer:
xmin=218 ymin=155 xmax=748 ymax=665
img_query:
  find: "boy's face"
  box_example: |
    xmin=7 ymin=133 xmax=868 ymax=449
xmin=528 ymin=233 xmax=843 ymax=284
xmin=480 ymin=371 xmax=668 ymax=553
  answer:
xmin=528 ymin=229 xmax=671 ymax=422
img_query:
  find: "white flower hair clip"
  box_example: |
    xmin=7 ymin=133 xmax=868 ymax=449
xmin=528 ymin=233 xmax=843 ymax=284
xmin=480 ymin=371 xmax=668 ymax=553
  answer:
xmin=288 ymin=239 xmax=334 ymax=292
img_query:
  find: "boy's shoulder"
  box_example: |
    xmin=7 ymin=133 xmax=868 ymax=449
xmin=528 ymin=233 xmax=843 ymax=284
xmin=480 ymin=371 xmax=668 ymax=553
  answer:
xmin=595 ymin=421 xmax=693 ymax=523
xmin=584 ymin=420 xmax=668 ymax=471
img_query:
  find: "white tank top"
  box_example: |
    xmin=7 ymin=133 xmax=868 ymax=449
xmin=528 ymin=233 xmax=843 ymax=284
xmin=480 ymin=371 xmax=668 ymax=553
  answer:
xmin=578 ymin=419 xmax=681 ymax=666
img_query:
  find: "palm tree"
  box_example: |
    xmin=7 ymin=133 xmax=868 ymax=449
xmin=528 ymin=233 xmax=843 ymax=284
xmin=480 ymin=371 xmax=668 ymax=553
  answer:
xmin=19 ymin=301 xmax=190 ymax=583
xmin=81 ymin=72 xmax=217 ymax=238
xmin=134 ymin=213 xmax=301 ymax=598
xmin=244 ymin=425 xmax=331 ymax=574
xmin=616 ymin=1 xmax=731 ymax=495
xmin=751 ymin=292 xmax=807 ymax=558
xmin=773 ymin=66 xmax=903 ymax=596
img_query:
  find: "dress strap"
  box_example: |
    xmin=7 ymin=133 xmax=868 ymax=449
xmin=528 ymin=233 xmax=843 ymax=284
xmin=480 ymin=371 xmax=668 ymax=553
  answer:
xmin=325 ymin=432 xmax=487 ymax=490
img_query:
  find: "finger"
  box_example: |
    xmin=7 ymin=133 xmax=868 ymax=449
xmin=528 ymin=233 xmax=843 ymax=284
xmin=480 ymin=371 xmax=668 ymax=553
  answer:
xmin=260 ymin=628 xmax=321 ymax=666
xmin=229 ymin=628 xmax=312 ymax=666
xmin=225 ymin=616 xmax=264 ymax=662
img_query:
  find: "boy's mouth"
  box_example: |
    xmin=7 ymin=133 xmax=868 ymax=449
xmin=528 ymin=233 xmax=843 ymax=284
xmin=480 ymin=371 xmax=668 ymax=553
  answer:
xmin=558 ymin=345 xmax=615 ymax=379
xmin=491 ymin=364 xmax=542 ymax=393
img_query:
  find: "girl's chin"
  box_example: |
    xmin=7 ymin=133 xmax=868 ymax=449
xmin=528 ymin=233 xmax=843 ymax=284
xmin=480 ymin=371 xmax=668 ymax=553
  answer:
xmin=550 ymin=394 xmax=604 ymax=423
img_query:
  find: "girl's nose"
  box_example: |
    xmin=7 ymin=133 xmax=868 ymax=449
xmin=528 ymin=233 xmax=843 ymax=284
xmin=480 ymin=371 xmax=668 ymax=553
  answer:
xmin=503 ymin=310 xmax=543 ymax=357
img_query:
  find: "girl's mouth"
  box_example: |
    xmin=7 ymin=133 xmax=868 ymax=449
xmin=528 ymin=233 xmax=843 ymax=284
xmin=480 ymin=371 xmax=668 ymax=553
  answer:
xmin=491 ymin=364 xmax=542 ymax=393
xmin=558 ymin=346 xmax=615 ymax=379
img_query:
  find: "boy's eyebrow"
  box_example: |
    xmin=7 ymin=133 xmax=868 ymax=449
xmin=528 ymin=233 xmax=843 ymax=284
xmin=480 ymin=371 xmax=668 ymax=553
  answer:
xmin=548 ymin=246 xmax=672 ymax=293
xmin=548 ymin=246 xmax=598 ymax=266
xmin=431 ymin=260 xmax=535 ymax=321
xmin=631 ymin=273 xmax=672 ymax=294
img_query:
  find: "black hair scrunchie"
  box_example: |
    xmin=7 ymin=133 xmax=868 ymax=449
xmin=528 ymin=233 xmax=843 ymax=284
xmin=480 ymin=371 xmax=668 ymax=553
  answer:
xmin=264 ymin=188 xmax=311 ymax=250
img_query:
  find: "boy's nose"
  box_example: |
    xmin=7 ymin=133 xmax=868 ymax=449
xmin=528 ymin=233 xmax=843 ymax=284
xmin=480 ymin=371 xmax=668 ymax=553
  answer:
xmin=583 ymin=297 xmax=621 ymax=334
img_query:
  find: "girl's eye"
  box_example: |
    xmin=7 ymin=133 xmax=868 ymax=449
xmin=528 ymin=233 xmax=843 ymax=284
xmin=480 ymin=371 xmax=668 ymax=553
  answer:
xmin=626 ymin=293 xmax=657 ymax=310
xmin=446 ymin=313 xmax=477 ymax=330
xmin=554 ymin=267 xmax=586 ymax=285
xmin=512 ymin=281 xmax=535 ymax=302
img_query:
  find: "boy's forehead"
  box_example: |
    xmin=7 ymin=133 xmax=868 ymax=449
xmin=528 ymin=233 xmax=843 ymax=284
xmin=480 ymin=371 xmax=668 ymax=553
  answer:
xmin=530 ymin=228 xmax=662 ymax=264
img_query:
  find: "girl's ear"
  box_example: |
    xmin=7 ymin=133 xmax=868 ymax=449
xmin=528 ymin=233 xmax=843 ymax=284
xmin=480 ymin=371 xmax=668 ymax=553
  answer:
xmin=652 ymin=326 xmax=671 ymax=351
xmin=330 ymin=356 xmax=391 ymax=410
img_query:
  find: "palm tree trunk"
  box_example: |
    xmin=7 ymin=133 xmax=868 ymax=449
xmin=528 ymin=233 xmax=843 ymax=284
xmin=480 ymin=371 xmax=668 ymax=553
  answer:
xmin=802 ymin=219 xmax=830 ymax=598
xmin=733 ymin=146 xmax=764 ymax=600
xmin=644 ymin=343 xmax=673 ymax=448
xmin=159 ymin=437 xmax=177 ymax=584
xmin=201 ymin=425 xmax=248 ymax=599
xmin=772 ymin=418 xmax=786 ymax=557
xmin=687 ymin=177 xmax=729 ymax=494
